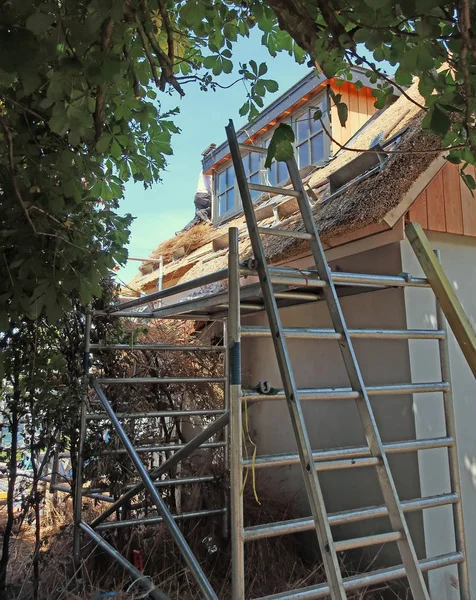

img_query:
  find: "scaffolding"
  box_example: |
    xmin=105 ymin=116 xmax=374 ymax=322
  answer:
xmin=61 ymin=122 xmax=472 ymax=600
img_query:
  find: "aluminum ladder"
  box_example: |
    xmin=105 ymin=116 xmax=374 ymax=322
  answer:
xmin=225 ymin=119 xmax=470 ymax=600
xmin=69 ymin=311 xmax=230 ymax=600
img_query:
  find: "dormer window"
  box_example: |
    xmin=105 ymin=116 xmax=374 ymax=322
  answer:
xmin=213 ymin=92 xmax=330 ymax=222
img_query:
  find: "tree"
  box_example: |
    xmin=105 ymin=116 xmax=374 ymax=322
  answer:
xmin=258 ymin=0 xmax=476 ymax=186
xmin=2 ymin=1 xmax=474 ymax=334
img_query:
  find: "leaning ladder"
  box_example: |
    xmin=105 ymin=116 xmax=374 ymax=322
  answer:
xmin=225 ymin=119 xmax=470 ymax=600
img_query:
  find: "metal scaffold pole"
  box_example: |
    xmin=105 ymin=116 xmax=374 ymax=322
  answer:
xmin=73 ymin=309 xmax=92 ymax=575
xmin=228 ymin=227 xmax=245 ymax=600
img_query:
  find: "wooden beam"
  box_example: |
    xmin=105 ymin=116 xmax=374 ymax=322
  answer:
xmin=406 ymin=222 xmax=476 ymax=377
xmin=383 ymin=154 xmax=447 ymax=227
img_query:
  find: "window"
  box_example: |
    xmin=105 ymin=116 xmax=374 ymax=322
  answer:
xmin=216 ymin=165 xmax=235 ymax=216
xmin=243 ymin=152 xmax=261 ymax=200
xmin=213 ymin=94 xmax=329 ymax=221
xmin=294 ymin=105 xmax=326 ymax=170
xmin=264 ymin=136 xmax=288 ymax=187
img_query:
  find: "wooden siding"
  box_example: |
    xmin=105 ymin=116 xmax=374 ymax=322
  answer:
xmin=330 ymin=81 xmax=378 ymax=153
xmin=407 ymin=163 xmax=476 ymax=237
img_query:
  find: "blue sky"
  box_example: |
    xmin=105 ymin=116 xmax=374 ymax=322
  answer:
xmin=116 ymin=30 xmax=310 ymax=285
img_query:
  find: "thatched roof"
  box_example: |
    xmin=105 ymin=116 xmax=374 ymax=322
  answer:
xmin=127 ymin=83 xmax=442 ymax=294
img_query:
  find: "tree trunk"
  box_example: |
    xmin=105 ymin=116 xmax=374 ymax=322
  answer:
xmin=0 ymin=399 xmax=19 ymax=600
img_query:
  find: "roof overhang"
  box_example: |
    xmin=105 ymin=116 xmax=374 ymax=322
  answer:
xmin=202 ymin=66 xmax=396 ymax=174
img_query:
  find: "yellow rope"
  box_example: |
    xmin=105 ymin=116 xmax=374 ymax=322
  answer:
xmin=240 ymin=396 xmax=260 ymax=504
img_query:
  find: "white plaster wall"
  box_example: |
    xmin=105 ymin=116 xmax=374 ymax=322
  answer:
xmin=242 ymin=242 xmax=425 ymax=565
xmin=401 ymin=232 xmax=476 ymax=599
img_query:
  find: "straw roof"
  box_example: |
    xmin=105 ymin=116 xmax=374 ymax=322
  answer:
xmin=127 ymin=83 xmax=442 ymax=294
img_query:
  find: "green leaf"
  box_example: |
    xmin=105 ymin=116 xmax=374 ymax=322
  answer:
xmin=258 ymin=62 xmax=268 ymax=77
xmin=265 ymin=123 xmax=295 ymax=168
xmin=96 ymin=133 xmax=112 ymax=153
xmin=262 ymin=79 xmax=278 ymax=93
xmin=239 ymin=101 xmax=250 ymax=117
xmin=421 ymin=104 xmax=451 ymax=137
xmin=461 ymin=171 xmax=476 ymax=192
xmin=25 ymin=12 xmax=55 ymax=35
xmin=336 ymin=102 xmax=348 ymax=127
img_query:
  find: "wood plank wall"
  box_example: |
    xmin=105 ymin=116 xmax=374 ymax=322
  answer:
xmin=330 ymin=81 xmax=378 ymax=153
xmin=407 ymin=163 xmax=476 ymax=237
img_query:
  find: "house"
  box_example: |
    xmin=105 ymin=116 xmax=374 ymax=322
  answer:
xmin=125 ymin=69 xmax=476 ymax=598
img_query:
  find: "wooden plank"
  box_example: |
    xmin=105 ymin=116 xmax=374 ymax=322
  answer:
xmin=357 ymin=87 xmax=369 ymax=128
xmin=406 ymin=222 xmax=476 ymax=377
xmin=384 ymin=154 xmax=446 ymax=227
xmin=442 ymin=163 xmax=463 ymax=235
xmin=460 ymin=164 xmax=476 ymax=237
xmin=426 ymin=170 xmax=446 ymax=232
xmin=348 ymin=87 xmax=360 ymax=138
xmin=339 ymin=81 xmax=351 ymax=144
xmin=408 ymin=189 xmax=428 ymax=229
xmin=366 ymin=87 xmax=377 ymax=115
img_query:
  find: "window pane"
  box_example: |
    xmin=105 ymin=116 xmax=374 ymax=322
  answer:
xmin=267 ymin=161 xmax=277 ymax=186
xmin=218 ymin=170 xmax=226 ymax=194
xmin=310 ymin=107 xmax=323 ymax=134
xmin=298 ymin=142 xmax=310 ymax=169
xmin=219 ymin=194 xmax=226 ymax=215
xmin=250 ymin=151 xmax=260 ymax=174
xmin=277 ymin=161 xmax=287 ymax=184
xmin=311 ymin=132 xmax=325 ymax=164
xmin=297 ymin=117 xmax=308 ymax=142
xmin=226 ymin=187 xmax=235 ymax=211
xmin=250 ymin=172 xmax=260 ymax=200
xmin=227 ymin=166 xmax=235 ymax=187
xmin=243 ymin=155 xmax=250 ymax=176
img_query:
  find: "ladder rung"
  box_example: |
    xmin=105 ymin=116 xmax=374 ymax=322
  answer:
xmin=334 ymin=531 xmax=402 ymax=553
xmin=248 ymin=183 xmax=300 ymax=197
xmin=257 ymin=227 xmax=312 ymax=240
xmin=242 ymin=381 xmax=450 ymax=401
xmin=238 ymin=143 xmax=268 ymax=154
xmin=241 ymin=326 xmax=446 ymax=340
xmin=85 ymin=475 xmax=219 ymax=495
xmin=89 ymin=344 xmax=226 ymax=352
xmin=243 ymin=492 xmax=458 ymax=542
xmin=125 ymin=475 xmax=218 ymax=489
xmin=95 ymin=508 xmax=227 ymax=531
xmin=274 ymin=291 xmax=321 ymax=301
xmin=243 ymin=436 xmax=454 ymax=470
xmin=101 ymin=441 xmax=226 ymax=455
xmin=241 ymin=266 xmax=430 ymax=289
xmin=270 ymin=275 xmax=327 ymax=288
xmin=96 ymin=377 xmax=226 ymax=384
xmin=86 ymin=409 xmax=226 ymax=420
xmin=252 ymin=552 xmax=463 ymax=600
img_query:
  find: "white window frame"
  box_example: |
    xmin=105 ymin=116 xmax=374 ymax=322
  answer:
xmin=212 ymin=91 xmax=330 ymax=223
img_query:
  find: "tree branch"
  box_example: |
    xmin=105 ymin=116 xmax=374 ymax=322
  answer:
xmin=319 ymin=116 xmax=462 ymax=154
xmin=136 ymin=20 xmax=161 ymax=87
xmin=0 ymin=116 xmax=36 ymax=232
xmin=94 ymin=17 xmax=114 ymax=142
xmin=0 ymin=95 xmax=45 ymax=121
xmin=345 ymin=49 xmax=428 ymax=112
xmin=157 ymin=0 xmax=174 ymax=65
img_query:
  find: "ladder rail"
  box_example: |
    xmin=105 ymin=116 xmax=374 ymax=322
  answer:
xmin=226 ymin=120 xmax=348 ymax=600
xmin=434 ymin=250 xmax=470 ymax=599
xmin=285 ymin=156 xmax=430 ymax=600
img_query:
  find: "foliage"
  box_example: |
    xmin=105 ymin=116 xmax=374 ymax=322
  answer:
xmin=0 ymin=0 xmax=288 ymax=331
xmin=260 ymin=0 xmax=476 ymax=180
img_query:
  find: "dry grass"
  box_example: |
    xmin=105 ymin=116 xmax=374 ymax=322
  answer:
xmin=5 ymin=488 xmax=392 ymax=600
